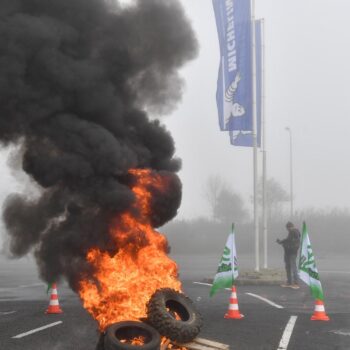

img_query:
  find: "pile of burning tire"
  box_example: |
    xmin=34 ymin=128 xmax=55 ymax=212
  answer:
xmin=97 ymin=289 xmax=203 ymax=350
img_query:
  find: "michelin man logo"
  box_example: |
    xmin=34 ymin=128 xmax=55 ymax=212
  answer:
xmin=223 ymin=72 xmax=245 ymax=128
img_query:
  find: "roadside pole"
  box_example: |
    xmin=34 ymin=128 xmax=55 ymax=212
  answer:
xmin=251 ymin=0 xmax=259 ymax=272
xmin=261 ymin=19 xmax=268 ymax=269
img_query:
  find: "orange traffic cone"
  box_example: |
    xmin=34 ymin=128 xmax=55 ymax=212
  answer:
xmin=46 ymin=283 xmax=63 ymax=314
xmin=311 ymin=299 xmax=329 ymax=321
xmin=224 ymin=286 xmax=244 ymax=319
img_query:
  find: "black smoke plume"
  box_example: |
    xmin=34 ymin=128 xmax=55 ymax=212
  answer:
xmin=0 ymin=0 xmax=198 ymax=289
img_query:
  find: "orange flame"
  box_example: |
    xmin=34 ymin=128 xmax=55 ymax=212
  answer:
xmin=79 ymin=169 xmax=181 ymax=331
xmin=161 ymin=338 xmax=188 ymax=350
xmin=120 ymin=336 xmax=146 ymax=345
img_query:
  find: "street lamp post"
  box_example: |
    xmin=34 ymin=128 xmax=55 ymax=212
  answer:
xmin=285 ymin=127 xmax=294 ymax=219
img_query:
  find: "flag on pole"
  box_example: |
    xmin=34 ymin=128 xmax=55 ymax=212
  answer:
xmin=46 ymin=282 xmax=53 ymax=294
xmin=229 ymin=19 xmax=262 ymax=147
xmin=210 ymin=224 xmax=238 ymax=297
xmin=298 ymin=222 xmax=325 ymax=300
xmin=212 ymin=0 xmax=253 ymax=132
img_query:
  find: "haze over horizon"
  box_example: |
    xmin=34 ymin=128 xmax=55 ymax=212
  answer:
xmin=1 ymin=0 xmax=350 ymax=223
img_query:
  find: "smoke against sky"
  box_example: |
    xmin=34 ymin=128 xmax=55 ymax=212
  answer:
xmin=0 ymin=0 xmax=198 ymax=286
xmin=1 ymin=0 xmax=350 ymax=221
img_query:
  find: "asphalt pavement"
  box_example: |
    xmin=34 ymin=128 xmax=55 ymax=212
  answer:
xmin=1 ymin=254 xmax=350 ymax=350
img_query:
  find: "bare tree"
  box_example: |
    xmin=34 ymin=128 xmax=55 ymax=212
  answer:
xmin=204 ymin=175 xmax=227 ymax=220
xmin=257 ymin=177 xmax=289 ymax=221
xmin=204 ymin=175 xmax=248 ymax=224
xmin=214 ymin=188 xmax=249 ymax=224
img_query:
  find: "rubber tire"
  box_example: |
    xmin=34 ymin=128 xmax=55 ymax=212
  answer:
xmin=104 ymin=321 xmax=161 ymax=350
xmin=146 ymin=288 xmax=203 ymax=343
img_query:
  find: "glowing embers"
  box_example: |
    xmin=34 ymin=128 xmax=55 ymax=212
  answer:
xmin=120 ymin=336 xmax=146 ymax=346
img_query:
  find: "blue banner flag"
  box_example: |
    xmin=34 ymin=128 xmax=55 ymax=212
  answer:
xmin=212 ymin=0 xmax=253 ymax=131
xmin=230 ymin=20 xmax=262 ymax=147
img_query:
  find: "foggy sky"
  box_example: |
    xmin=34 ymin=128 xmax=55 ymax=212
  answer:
xmin=1 ymin=0 xmax=350 ymax=223
xmin=165 ymin=0 xmax=350 ymax=218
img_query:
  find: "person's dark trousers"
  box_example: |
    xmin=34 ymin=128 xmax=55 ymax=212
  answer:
xmin=284 ymin=253 xmax=298 ymax=285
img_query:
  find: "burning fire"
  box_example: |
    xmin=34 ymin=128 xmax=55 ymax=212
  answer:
xmin=120 ymin=336 xmax=146 ymax=346
xmin=79 ymin=169 xmax=181 ymax=331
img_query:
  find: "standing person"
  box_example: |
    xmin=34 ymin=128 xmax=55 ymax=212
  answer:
xmin=276 ymin=222 xmax=301 ymax=289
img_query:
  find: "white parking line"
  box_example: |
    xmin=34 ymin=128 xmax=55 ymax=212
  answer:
xmin=193 ymin=282 xmax=213 ymax=287
xmin=0 ymin=311 xmax=17 ymax=315
xmin=320 ymin=270 xmax=350 ymax=275
xmin=17 ymin=283 xmax=45 ymax=288
xmin=193 ymin=282 xmax=284 ymax=310
xmin=277 ymin=316 xmax=297 ymax=350
xmin=193 ymin=282 xmax=232 ymax=291
xmin=330 ymin=330 xmax=350 ymax=336
xmin=0 ymin=283 xmax=45 ymax=291
xmin=245 ymin=292 xmax=284 ymax=309
xmin=12 ymin=321 xmax=63 ymax=339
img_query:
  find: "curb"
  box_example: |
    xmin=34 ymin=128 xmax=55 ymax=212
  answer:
xmin=203 ymin=269 xmax=285 ymax=286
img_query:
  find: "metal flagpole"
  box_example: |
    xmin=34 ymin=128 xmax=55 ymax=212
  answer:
xmin=261 ymin=19 xmax=268 ymax=269
xmin=251 ymin=0 xmax=259 ymax=272
xmin=285 ymin=127 xmax=294 ymax=219
xmin=232 ymin=222 xmax=235 ymax=284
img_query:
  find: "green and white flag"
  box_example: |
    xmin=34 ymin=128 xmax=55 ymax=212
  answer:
xmin=46 ymin=282 xmax=53 ymax=294
xmin=210 ymin=224 xmax=238 ymax=297
xmin=298 ymin=222 xmax=324 ymax=300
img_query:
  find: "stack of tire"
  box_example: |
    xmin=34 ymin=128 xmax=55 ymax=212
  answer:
xmin=99 ymin=289 xmax=203 ymax=350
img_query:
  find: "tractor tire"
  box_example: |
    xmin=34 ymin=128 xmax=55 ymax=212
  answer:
xmin=104 ymin=321 xmax=161 ymax=350
xmin=146 ymin=288 xmax=203 ymax=343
